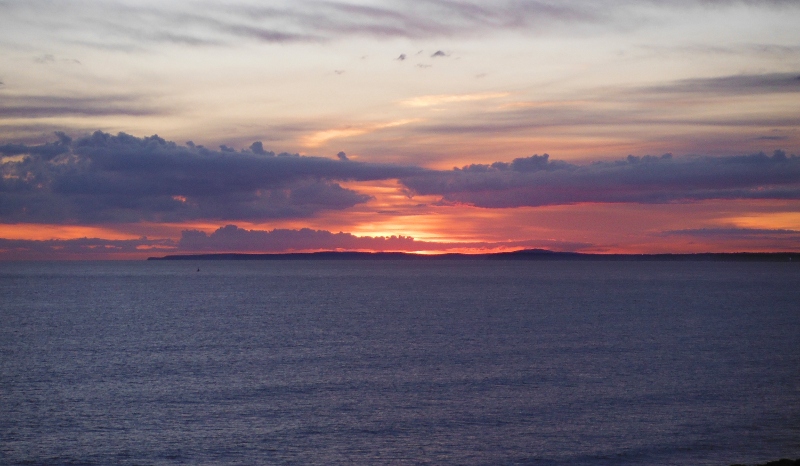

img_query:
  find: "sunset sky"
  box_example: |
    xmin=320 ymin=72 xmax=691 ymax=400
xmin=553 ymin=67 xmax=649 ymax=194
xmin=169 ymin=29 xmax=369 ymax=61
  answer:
xmin=1 ymin=0 xmax=799 ymax=258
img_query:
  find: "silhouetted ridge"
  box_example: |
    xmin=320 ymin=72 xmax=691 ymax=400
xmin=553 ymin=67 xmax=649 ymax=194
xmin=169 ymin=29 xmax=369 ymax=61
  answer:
xmin=148 ymin=250 xmax=800 ymax=261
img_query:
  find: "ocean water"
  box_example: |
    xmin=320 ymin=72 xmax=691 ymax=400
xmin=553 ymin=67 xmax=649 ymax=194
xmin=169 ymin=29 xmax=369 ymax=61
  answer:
xmin=1 ymin=260 xmax=798 ymax=466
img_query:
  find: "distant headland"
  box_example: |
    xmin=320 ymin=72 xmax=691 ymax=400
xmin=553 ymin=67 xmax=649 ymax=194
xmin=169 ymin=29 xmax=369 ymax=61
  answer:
xmin=148 ymin=249 xmax=799 ymax=262
xmin=731 ymin=459 xmax=800 ymax=466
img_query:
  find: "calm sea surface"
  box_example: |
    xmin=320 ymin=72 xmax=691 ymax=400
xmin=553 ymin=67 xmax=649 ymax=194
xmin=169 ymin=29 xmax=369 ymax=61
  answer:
xmin=1 ymin=260 xmax=799 ymax=465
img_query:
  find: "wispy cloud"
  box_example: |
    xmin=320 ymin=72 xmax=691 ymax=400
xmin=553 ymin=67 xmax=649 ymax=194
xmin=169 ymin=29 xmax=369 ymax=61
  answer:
xmin=0 ymin=95 xmax=167 ymax=119
xmin=302 ymin=119 xmax=420 ymax=147
xmin=643 ymin=72 xmax=800 ymax=95
xmin=406 ymin=72 xmax=800 ymax=139
xmin=400 ymin=92 xmax=509 ymax=108
xmin=663 ymin=227 xmax=800 ymax=238
xmin=2 ymin=0 xmax=732 ymax=51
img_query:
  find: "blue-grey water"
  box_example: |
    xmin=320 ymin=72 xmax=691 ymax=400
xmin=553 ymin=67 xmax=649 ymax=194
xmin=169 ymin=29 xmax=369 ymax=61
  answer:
xmin=1 ymin=260 xmax=799 ymax=465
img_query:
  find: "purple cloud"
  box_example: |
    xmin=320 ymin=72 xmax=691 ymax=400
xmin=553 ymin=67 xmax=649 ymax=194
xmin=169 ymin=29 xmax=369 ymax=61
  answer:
xmin=400 ymin=151 xmax=800 ymax=208
xmin=0 ymin=131 xmax=425 ymax=224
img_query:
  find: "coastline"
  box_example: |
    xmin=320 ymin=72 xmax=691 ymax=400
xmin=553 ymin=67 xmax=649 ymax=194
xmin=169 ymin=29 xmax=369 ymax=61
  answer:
xmin=148 ymin=250 xmax=800 ymax=262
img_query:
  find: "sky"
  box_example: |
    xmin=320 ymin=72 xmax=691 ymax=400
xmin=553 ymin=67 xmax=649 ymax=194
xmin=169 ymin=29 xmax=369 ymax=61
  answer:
xmin=1 ymin=0 xmax=799 ymax=259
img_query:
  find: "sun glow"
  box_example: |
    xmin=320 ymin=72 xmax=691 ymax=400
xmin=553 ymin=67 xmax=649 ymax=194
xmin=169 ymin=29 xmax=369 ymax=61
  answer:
xmin=724 ymin=212 xmax=800 ymax=231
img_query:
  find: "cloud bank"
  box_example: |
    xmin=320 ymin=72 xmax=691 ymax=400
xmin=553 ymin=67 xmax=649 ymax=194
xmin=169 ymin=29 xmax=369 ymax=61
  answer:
xmin=2 ymin=131 xmax=798 ymax=225
xmin=400 ymin=151 xmax=800 ymax=208
xmin=0 ymin=131 xmax=423 ymax=223
xmin=0 ymin=236 xmax=175 ymax=260
xmin=179 ymin=225 xmax=590 ymax=253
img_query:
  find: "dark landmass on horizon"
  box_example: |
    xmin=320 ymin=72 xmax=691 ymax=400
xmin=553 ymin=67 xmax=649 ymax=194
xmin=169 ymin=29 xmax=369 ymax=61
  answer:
xmin=148 ymin=249 xmax=800 ymax=262
xmin=731 ymin=459 xmax=800 ymax=466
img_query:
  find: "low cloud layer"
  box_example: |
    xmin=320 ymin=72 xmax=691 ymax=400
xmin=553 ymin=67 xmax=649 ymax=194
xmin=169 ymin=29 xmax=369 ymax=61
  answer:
xmin=2 ymin=131 xmax=799 ymax=225
xmin=400 ymin=151 xmax=800 ymax=208
xmin=178 ymin=225 xmax=589 ymax=253
xmin=663 ymin=227 xmax=800 ymax=239
xmin=0 ymin=131 xmax=423 ymax=223
xmin=0 ymin=236 xmax=175 ymax=259
xmin=0 ymin=225 xmax=590 ymax=259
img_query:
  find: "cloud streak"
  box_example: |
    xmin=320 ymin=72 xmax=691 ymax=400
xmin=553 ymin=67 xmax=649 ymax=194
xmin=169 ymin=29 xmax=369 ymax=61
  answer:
xmin=13 ymin=0 xmax=795 ymax=50
xmin=643 ymin=72 xmax=800 ymax=95
xmin=0 ymin=94 xmax=166 ymax=119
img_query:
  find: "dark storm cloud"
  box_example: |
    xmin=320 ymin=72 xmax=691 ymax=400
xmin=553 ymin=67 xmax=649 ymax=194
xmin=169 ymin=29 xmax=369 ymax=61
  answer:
xmin=0 ymin=131 xmax=425 ymax=224
xmin=178 ymin=224 xmax=591 ymax=252
xmin=400 ymin=151 xmax=800 ymax=208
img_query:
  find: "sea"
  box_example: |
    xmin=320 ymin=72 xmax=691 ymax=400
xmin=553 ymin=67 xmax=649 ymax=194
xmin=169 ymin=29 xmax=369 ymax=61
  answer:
xmin=1 ymin=260 xmax=799 ymax=466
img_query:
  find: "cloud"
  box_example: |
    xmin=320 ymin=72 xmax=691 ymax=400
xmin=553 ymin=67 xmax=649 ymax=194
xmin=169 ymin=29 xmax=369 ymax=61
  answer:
xmin=0 ymin=131 xmax=425 ymax=224
xmin=4 ymin=130 xmax=799 ymax=227
xmin=4 ymin=0 xmax=799 ymax=54
xmin=0 ymin=95 xmax=166 ymax=118
xmin=754 ymin=135 xmax=789 ymax=141
xmin=0 ymin=224 xmax=592 ymax=258
xmin=301 ymin=119 xmax=420 ymax=147
xmin=643 ymin=72 xmax=800 ymax=95
xmin=33 ymin=54 xmax=55 ymax=64
xmin=404 ymin=72 xmax=800 ymax=139
xmin=659 ymin=227 xmax=800 ymax=250
xmin=0 ymin=1 xmax=631 ymax=51
xmin=400 ymin=151 xmax=800 ymax=208
xmin=399 ymin=92 xmax=509 ymax=108
xmin=0 ymin=236 xmax=176 ymax=260
xmin=662 ymin=227 xmax=800 ymax=238
xmin=178 ymin=224 xmax=591 ymax=253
